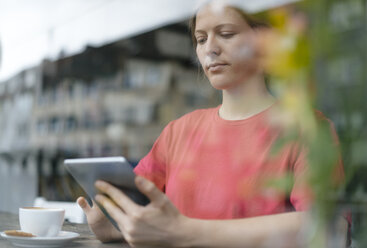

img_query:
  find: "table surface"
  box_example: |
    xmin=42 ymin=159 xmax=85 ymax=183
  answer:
xmin=0 ymin=211 xmax=130 ymax=247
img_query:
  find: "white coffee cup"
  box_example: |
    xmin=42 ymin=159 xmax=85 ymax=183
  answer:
xmin=19 ymin=207 xmax=65 ymax=237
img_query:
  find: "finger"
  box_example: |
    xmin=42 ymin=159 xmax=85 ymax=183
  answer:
xmin=95 ymin=194 xmax=127 ymax=225
xmin=95 ymin=180 xmax=139 ymax=214
xmin=135 ymin=176 xmax=165 ymax=207
xmin=77 ymin=197 xmax=92 ymax=215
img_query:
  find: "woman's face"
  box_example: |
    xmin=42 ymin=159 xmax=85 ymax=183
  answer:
xmin=195 ymin=5 xmax=261 ymax=90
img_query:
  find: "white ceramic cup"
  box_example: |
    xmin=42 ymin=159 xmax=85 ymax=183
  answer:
xmin=19 ymin=207 xmax=65 ymax=237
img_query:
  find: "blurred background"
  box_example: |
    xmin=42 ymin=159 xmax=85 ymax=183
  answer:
xmin=0 ymin=0 xmax=366 ymax=246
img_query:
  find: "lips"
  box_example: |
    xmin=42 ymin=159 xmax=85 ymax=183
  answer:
xmin=207 ymin=62 xmax=228 ymax=72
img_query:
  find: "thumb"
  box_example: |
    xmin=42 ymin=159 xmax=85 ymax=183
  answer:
xmin=135 ymin=176 xmax=165 ymax=206
xmin=77 ymin=197 xmax=92 ymax=214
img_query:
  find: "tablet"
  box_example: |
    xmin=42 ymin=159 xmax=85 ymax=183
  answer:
xmin=64 ymin=157 xmax=150 ymax=228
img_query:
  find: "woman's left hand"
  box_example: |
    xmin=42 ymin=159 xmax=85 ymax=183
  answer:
xmin=95 ymin=176 xmax=192 ymax=247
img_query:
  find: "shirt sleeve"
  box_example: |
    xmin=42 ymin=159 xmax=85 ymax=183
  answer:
xmin=289 ymin=143 xmax=313 ymax=211
xmin=133 ymin=122 xmax=173 ymax=192
xmin=290 ymin=113 xmax=346 ymax=212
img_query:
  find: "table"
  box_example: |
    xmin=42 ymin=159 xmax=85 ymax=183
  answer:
xmin=0 ymin=211 xmax=130 ymax=247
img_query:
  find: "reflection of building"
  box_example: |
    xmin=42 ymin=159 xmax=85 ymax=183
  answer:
xmin=0 ymin=66 xmax=40 ymax=213
xmin=32 ymin=24 xmax=220 ymax=161
xmin=0 ymin=37 xmax=2 ymax=69
xmin=0 ymin=67 xmax=39 ymax=154
xmin=0 ymin=22 xmax=220 ymax=211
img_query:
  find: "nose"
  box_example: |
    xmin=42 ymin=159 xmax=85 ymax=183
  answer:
xmin=205 ymin=35 xmax=221 ymax=56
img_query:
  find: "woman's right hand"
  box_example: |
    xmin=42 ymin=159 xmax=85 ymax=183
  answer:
xmin=77 ymin=196 xmax=124 ymax=243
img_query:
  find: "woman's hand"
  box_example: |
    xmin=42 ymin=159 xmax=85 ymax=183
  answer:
xmin=95 ymin=176 xmax=193 ymax=247
xmin=77 ymin=197 xmax=124 ymax=243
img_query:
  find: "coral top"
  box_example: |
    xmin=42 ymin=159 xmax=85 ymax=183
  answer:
xmin=134 ymin=105 xmax=342 ymax=219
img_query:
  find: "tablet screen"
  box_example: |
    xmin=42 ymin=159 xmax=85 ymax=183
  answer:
xmin=64 ymin=157 xmax=150 ymax=228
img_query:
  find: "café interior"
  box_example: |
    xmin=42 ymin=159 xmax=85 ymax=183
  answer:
xmin=0 ymin=0 xmax=366 ymax=247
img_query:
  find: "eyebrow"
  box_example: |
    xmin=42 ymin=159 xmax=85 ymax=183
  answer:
xmin=195 ymin=23 xmax=239 ymax=35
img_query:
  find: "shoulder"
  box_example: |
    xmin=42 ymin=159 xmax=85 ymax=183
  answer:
xmin=314 ymin=109 xmax=336 ymax=129
xmin=314 ymin=109 xmax=340 ymax=142
xmin=169 ymin=106 xmax=217 ymax=128
xmin=156 ymin=107 xmax=217 ymax=146
xmin=314 ymin=109 xmax=330 ymax=121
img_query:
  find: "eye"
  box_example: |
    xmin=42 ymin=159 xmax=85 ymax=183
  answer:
xmin=220 ymin=32 xmax=235 ymax=39
xmin=196 ymin=37 xmax=207 ymax=45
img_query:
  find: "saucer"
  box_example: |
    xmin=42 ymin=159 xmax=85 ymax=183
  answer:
xmin=0 ymin=230 xmax=80 ymax=248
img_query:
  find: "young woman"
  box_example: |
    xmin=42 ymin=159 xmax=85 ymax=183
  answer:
xmin=77 ymin=3 xmax=347 ymax=247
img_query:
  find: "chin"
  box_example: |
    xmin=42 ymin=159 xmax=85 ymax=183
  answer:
xmin=206 ymin=70 xmax=245 ymax=90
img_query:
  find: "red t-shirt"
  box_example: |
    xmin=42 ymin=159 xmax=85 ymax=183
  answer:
xmin=134 ymin=105 xmax=342 ymax=220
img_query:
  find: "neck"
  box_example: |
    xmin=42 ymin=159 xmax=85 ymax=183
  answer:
xmin=219 ymin=74 xmax=276 ymax=120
